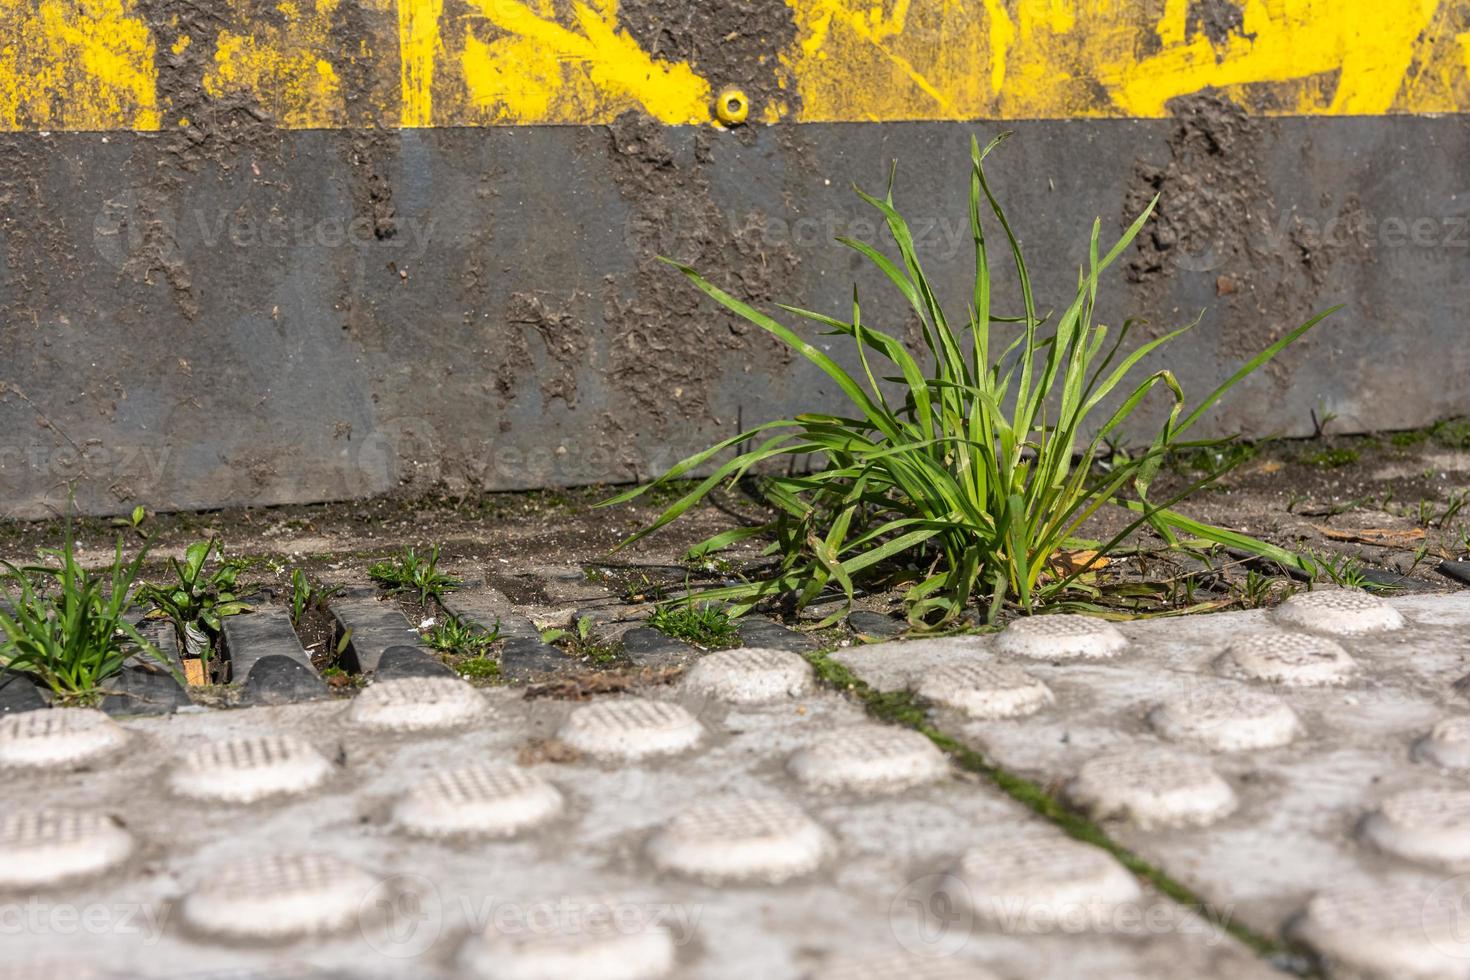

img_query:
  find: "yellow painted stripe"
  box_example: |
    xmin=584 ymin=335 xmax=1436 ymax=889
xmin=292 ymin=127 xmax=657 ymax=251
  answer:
xmin=2 ymin=0 xmax=1467 ymax=131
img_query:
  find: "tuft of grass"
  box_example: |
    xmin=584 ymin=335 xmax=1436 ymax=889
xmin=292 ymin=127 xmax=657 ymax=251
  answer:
xmin=605 ymin=133 xmax=1333 ymax=627
xmin=0 ymin=520 xmax=175 ymax=703
xmin=289 ymin=569 xmax=343 ymax=629
xmin=1304 ymin=549 xmax=1369 ymax=589
xmin=368 ymin=545 xmax=461 ymax=604
xmin=423 ymin=614 xmax=500 ymax=657
xmin=647 ymin=603 xmax=741 ymax=649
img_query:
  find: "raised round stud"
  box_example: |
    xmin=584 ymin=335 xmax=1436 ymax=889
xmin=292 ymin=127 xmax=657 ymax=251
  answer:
xmin=168 ymin=734 xmax=333 ymax=804
xmin=558 ymin=699 xmax=702 ymax=762
xmin=395 ymin=765 xmax=564 ymax=838
xmin=0 ymin=708 xmax=129 ymax=770
xmin=648 ymin=797 xmax=829 ymax=883
xmin=0 ymin=810 xmax=134 ymax=889
xmin=459 ymin=897 xmax=676 ymax=980
xmin=1295 ymin=879 xmax=1470 ymax=976
xmin=810 ymin=950 xmax=1001 ymax=980
xmin=347 ymin=676 xmax=486 ymax=732
xmin=181 ymin=853 xmax=377 ymax=941
xmin=789 ymin=724 xmax=947 ymax=794
xmin=993 ymin=614 xmax=1127 ymax=661
xmin=1147 ymin=685 xmax=1303 ymax=751
xmin=1272 ymin=587 xmax=1404 ymax=635
xmin=950 ymin=828 xmax=1141 ymax=931
xmin=1415 ymin=717 xmax=1470 ymax=770
xmin=1215 ymin=632 xmax=1359 ymax=687
xmin=680 ymin=647 xmax=814 ymax=704
xmin=1361 ymin=788 xmax=1470 ymax=870
xmin=1068 ymin=748 xmax=1237 ymax=828
xmin=916 ymin=661 xmax=1054 ymax=719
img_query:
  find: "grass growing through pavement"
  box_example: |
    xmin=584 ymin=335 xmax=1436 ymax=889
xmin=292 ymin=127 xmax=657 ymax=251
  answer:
xmin=0 ymin=520 xmax=176 ymax=703
xmin=288 ymin=568 xmax=343 ymax=629
xmin=423 ymin=614 xmax=500 ymax=657
xmin=647 ymin=603 xmax=741 ymax=649
xmin=799 ymin=646 xmax=1309 ymax=967
xmin=607 ymin=133 xmax=1334 ymax=627
xmin=138 ymin=537 xmax=252 ymax=679
xmin=368 ymin=545 xmax=461 ymax=604
xmin=423 ymin=615 xmax=502 ymax=681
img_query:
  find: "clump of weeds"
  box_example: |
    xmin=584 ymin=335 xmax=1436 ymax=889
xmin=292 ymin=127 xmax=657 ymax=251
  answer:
xmin=606 ymin=133 xmax=1333 ymax=627
xmin=369 ymin=545 xmax=461 ymax=604
xmin=0 ymin=514 xmax=176 ymax=704
xmin=648 ymin=602 xmax=741 ymax=649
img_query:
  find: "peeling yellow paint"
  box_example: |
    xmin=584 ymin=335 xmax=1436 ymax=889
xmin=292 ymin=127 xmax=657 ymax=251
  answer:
xmin=1 ymin=0 xmax=1467 ymax=132
xmin=0 ymin=0 xmax=158 ymax=130
xmin=398 ymin=0 xmax=443 ymax=127
xmin=459 ymin=0 xmax=711 ymax=123
xmin=782 ymin=0 xmax=1470 ymax=120
xmin=203 ymin=0 xmax=345 ymax=128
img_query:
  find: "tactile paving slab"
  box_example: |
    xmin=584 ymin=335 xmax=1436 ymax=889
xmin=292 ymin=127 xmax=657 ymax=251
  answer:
xmin=836 ymin=591 xmax=1470 ymax=977
xmin=0 ymin=664 xmax=1276 ymax=978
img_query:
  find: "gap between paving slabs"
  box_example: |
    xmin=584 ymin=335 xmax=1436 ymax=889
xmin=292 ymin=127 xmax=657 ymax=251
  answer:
xmin=798 ymin=647 xmax=1314 ymax=975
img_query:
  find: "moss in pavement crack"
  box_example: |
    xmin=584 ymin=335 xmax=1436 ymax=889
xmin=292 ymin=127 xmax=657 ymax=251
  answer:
xmin=802 ymin=647 xmax=1318 ymax=974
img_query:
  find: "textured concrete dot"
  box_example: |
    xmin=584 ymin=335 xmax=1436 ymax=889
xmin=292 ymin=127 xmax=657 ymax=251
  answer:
xmin=0 ymin=810 xmax=133 ymax=889
xmin=1361 ymin=789 xmax=1470 ymax=870
xmin=168 ymin=734 xmax=333 ymax=804
xmin=1215 ymin=632 xmax=1359 ymax=687
xmin=1295 ymin=879 xmax=1470 ymax=976
xmin=1415 ymin=717 xmax=1470 ymax=770
xmin=1272 ymin=587 xmax=1405 ymax=635
xmin=680 ymin=647 xmax=814 ymax=704
xmin=1147 ymin=686 xmax=1303 ymax=751
xmin=347 ymin=676 xmax=486 ymax=732
xmin=459 ymin=899 xmax=675 ymax=980
xmin=1068 ymin=748 xmax=1237 ymax=828
xmin=0 ymin=708 xmax=128 ymax=770
xmin=558 ymin=699 xmax=702 ymax=761
xmin=916 ymin=661 xmax=1054 ymax=720
xmin=648 ymin=797 xmax=829 ymax=883
xmin=993 ymin=614 xmax=1127 ymax=661
xmin=810 ymin=950 xmax=1001 ymax=980
xmin=182 ymin=853 xmax=377 ymax=941
xmin=950 ymin=828 xmax=1141 ymax=931
xmin=788 ymin=724 xmax=948 ymax=794
xmin=395 ymin=765 xmax=564 ymax=838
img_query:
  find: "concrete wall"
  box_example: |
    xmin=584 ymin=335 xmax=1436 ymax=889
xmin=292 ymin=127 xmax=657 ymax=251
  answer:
xmin=1 ymin=1 xmax=1468 ymax=518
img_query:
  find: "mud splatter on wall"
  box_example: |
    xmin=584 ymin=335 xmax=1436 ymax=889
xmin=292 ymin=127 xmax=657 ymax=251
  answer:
xmin=1 ymin=0 xmax=1467 ymax=130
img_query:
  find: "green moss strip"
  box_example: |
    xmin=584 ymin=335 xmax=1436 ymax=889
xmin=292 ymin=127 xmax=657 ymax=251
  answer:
xmin=802 ymin=648 xmax=1317 ymax=974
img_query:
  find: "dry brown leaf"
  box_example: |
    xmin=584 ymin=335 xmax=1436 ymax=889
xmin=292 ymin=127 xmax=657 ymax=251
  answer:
xmin=1313 ymin=525 xmax=1427 ymax=549
xmin=1051 ymin=549 xmax=1111 ymax=574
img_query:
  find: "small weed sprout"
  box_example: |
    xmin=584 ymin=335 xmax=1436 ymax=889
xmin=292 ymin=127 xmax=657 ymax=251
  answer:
xmin=0 ymin=520 xmax=175 ymax=703
xmin=541 ymin=616 xmax=621 ymax=665
xmin=607 ymin=134 xmax=1332 ymax=626
xmin=139 ymin=538 xmax=251 ymax=679
xmin=648 ymin=603 xmax=741 ymax=649
xmin=424 ymin=615 xmax=500 ymax=657
xmin=1234 ymin=569 xmax=1286 ymax=609
xmin=368 ymin=545 xmax=461 ymax=604
xmin=1304 ymin=550 xmax=1370 ymax=589
xmin=289 ymin=569 xmax=344 ymax=629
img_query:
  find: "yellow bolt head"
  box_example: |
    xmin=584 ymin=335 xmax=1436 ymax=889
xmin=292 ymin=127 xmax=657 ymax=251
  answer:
xmin=716 ymin=87 xmax=750 ymax=126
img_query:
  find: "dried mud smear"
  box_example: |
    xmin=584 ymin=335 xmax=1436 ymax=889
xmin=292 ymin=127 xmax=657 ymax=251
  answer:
xmin=598 ymin=111 xmax=799 ymax=478
xmin=1125 ymin=93 xmax=1368 ymax=376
